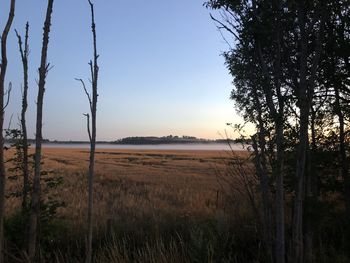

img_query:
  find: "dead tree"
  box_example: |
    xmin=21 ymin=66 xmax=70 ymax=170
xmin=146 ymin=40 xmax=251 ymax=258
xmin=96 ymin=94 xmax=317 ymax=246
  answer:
xmin=76 ymin=1 xmax=99 ymax=262
xmin=0 ymin=1 xmax=16 ymax=262
xmin=27 ymin=0 xmax=54 ymax=260
xmin=15 ymin=22 xmax=30 ymax=211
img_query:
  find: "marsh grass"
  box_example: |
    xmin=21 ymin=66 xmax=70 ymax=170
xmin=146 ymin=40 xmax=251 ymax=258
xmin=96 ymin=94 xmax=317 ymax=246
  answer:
xmin=3 ymin=148 xmax=348 ymax=262
xmin=2 ymin=148 xmax=267 ymax=262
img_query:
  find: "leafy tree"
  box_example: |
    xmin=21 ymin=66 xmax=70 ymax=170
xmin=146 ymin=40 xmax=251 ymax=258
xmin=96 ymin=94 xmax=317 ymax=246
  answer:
xmin=206 ymin=0 xmax=349 ymax=262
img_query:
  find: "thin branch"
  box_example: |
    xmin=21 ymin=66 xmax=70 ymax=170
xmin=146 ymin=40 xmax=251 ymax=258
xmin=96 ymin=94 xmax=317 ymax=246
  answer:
xmin=286 ymin=102 xmax=300 ymax=120
xmin=210 ymin=13 xmax=241 ymax=41
xmin=218 ymin=26 xmax=233 ymax=49
xmin=83 ymin=113 xmax=92 ymax=142
xmin=14 ymin=29 xmax=25 ymax=62
xmin=75 ymin=78 xmax=92 ymax=110
xmin=89 ymin=61 xmax=94 ymax=86
xmin=308 ymin=11 xmax=325 ymax=101
xmin=24 ymin=22 xmax=29 ymax=57
xmin=3 ymin=82 xmax=12 ymax=110
xmin=6 ymin=114 xmax=13 ymax=131
xmin=256 ymin=41 xmax=278 ymax=119
xmin=45 ymin=63 xmax=54 ymax=73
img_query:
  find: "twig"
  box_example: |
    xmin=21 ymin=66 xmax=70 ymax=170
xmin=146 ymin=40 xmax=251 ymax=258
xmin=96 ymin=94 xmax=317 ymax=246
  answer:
xmin=83 ymin=113 xmax=92 ymax=142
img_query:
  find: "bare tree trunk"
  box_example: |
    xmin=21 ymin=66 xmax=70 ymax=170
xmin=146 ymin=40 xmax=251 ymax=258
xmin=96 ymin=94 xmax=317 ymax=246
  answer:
xmin=0 ymin=1 xmax=16 ymax=262
xmin=304 ymin=110 xmax=317 ymax=263
xmin=15 ymin=22 xmax=30 ymax=211
xmin=273 ymin=3 xmax=285 ymax=260
xmin=334 ymin=84 xmax=349 ymax=217
xmin=252 ymin=87 xmax=273 ymax=261
xmin=304 ymin=151 xmax=315 ymax=263
xmin=293 ymin=107 xmax=308 ymax=263
xmin=27 ymin=1 xmax=54 ymax=260
xmin=85 ymin=2 xmax=99 ymax=262
xmin=256 ymin=28 xmax=286 ymax=263
xmin=292 ymin=3 xmax=324 ymax=261
xmin=256 ymin=40 xmax=286 ymax=263
xmin=275 ymin=121 xmax=285 ymax=263
xmin=292 ymin=6 xmax=308 ymax=258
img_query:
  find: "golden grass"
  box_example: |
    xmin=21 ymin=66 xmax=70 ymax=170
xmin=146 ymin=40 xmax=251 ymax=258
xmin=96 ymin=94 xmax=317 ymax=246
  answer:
xmin=4 ymin=148 xmax=348 ymax=262
xmin=5 ymin=148 xmax=248 ymax=232
xmin=3 ymin=148 xmax=272 ymax=262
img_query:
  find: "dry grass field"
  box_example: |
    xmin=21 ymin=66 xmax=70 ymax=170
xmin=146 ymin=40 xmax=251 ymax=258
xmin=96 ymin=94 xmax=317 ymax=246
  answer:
xmin=4 ymin=147 xmax=257 ymax=262
xmin=41 ymin=148 xmax=231 ymax=226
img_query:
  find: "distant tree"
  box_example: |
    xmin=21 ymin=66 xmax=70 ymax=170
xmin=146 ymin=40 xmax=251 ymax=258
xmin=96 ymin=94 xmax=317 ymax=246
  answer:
xmin=0 ymin=1 xmax=16 ymax=262
xmin=27 ymin=0 xmax=54 ymax=260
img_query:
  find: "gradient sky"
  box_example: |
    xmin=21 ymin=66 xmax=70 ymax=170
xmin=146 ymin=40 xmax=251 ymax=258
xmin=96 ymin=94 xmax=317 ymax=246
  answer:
xmin=0 ymin=0 xmax=246 ymax=141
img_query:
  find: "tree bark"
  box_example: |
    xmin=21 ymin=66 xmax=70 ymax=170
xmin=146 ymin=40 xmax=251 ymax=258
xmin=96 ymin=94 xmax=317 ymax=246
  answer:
xmin=27 ymin=1 xmax=54 ymax=260
xmin=0 ymin=1 xmax=16 ymax=262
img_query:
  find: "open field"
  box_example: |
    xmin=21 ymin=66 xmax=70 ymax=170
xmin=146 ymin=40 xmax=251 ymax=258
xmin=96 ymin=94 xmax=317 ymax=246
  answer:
xmin=6 ymin=148 xmax=345 ymax=263
xmin=4 ymin=148 xmax=258 ymax=262
xmin=39 ymin=148 xmax=232 ymax=223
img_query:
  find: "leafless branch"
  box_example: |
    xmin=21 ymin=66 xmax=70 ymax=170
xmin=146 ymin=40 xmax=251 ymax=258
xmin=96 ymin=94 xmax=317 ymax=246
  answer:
xmin=89 ymin=61 xmax=94 ymax=86
xmin=3 ymin=82 xmax=12 ymax=110
xmin=76 ymin=78 xmax=92 ymax=110
xmin=15 ymin=29 xmax=25 ymax=61
xmin=6 ymin=114 xmax=13 ymax=132
xmin=210 ymin=13 xmax=240 ymax=41
xmin=84 ymin=113 xmax=92 ymax=142
xmin=45 ymin=63 xmax=54 ymax=73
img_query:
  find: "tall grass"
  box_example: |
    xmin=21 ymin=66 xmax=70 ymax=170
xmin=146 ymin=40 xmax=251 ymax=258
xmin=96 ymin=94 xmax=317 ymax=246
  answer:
xmin=3 ymin=148 xmax=349 ymax=262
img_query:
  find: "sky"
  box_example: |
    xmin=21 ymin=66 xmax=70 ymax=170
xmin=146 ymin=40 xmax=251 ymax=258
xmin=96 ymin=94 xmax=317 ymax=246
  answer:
xmin=0 ymin=0 xmax=246 ymax=141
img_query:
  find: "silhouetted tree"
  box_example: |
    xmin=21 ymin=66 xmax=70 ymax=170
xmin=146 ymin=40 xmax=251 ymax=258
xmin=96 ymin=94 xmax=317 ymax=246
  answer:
xmin=0 ymin=1 xmax=16 ymax=262
xmin=15 ymin=22 xmax=30 ymax=211
xmin=76 ymin=1 xmax=99 ymax=262
xmin=321 ymin=0 xmax=350 ymax=218
xmin=28 ymin=0 xmax=54 ymax=260
xmin=205 ymin=1 xmax=288 ymax=261
xmin=205 ymin=0 xmax=346 ymax=262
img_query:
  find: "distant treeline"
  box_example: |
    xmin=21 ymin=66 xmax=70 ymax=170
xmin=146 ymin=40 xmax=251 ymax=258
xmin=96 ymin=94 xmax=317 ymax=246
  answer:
xmin=5 ymin=138 xmax=50 ymax=144
xmin=5 ymin=136 xmax=250 ymax=145
xmin=113 ymin=135 xmax=240 ymax=145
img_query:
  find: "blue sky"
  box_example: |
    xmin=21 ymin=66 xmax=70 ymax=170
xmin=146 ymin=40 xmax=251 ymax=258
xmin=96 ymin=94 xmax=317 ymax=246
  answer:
xmin=1 ymin=0 xmax=244 ymax=141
